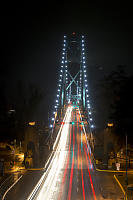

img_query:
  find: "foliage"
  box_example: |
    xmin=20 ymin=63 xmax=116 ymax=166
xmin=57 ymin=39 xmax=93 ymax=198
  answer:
xmin=97 ymin=65 xmax=133 ymax=144
xmin=0 ymin=80 xmax=44 ymax=141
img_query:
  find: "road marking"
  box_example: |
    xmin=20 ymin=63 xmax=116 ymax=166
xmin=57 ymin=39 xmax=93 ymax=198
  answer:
xmin=2 ymin=175 xmax=23 ymax=200
xmin=114 ymin=175 xmax=127 ymax=200
xmin=77 ymin=187 xmax=79 ymax=192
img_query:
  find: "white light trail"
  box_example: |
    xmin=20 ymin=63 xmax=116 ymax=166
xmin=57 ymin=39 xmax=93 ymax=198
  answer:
xmin=27 ymin=106 xmax=72 ymax=200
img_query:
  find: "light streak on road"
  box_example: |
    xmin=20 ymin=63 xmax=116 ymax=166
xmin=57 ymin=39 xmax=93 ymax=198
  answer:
xmin=67 ymin=124 xmax=75 ymax=200
xmin=78 ymin=106 xmax=96 ymax=199
xmin=81 ymin=151 xmax=86 ymax=200
xmin=28 ymin=105 xmax=98 ymax=200
xmin=27 ymin=106 xmax=72 ymax=200
xmin=58 ymin=123 xmax=72 ymax=200
xmin=84 ymin=145 xmax=96 ymax=200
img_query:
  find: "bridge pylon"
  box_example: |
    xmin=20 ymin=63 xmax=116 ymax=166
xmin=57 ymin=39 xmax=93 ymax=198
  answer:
xmin=50 ymin=33 xmax=94 ymax=131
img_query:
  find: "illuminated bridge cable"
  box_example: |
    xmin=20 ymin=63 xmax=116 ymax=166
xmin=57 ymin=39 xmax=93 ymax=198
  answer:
xmin=49 ymin=34 xmax=94 ymax=132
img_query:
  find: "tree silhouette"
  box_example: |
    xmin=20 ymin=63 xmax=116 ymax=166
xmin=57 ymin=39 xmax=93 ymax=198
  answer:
xmin=97 ymin=65 xmax=133 ymax=144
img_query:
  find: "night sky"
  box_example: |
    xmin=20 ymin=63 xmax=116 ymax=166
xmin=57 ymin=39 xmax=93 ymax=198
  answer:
xmin=1 ymin=2 xmax=133 ymax=123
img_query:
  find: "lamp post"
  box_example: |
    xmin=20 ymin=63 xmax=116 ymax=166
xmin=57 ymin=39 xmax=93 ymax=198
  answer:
xmin=125 ymin=134 xmax=128 ymax=185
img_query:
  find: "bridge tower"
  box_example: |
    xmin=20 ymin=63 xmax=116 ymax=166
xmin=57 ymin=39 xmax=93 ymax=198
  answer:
xmin=50 ymin=33 xmax=94 ymax=131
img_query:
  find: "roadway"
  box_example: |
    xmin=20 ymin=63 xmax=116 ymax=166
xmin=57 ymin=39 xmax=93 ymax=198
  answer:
xmin=4 ymin=105 xmax=124 ymax=200
xmin=28 ymin=105 xmax=123 ymax=200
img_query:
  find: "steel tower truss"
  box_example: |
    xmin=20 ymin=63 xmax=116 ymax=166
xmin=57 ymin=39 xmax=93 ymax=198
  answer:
xmin=50 ymin=34 xmax=94 ymax=130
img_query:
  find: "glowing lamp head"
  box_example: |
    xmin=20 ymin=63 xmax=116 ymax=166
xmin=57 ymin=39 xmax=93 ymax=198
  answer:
xmin=29 ymin=121 xmax=35 ymax=126
xmin=107 ymin=123 xmax=114 ymax=127
xmin=50 ymin=124 xmax=53 ymax=128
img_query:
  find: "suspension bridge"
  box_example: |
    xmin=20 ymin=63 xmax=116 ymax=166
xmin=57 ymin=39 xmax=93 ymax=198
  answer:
xmin=49 ymin=33 xmax=94 ymax=131
xmin=3 ymin=33 xmax=124 ymax=200
xmin=27 ymin=33 xmax=99 ymax=200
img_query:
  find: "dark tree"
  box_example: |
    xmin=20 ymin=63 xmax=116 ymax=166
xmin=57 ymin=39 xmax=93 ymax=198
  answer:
xmin=95 ymin=65 xmax=127 ymax=129
xmin=0 ymin=80 xmax=44 ymax=141
xmin=96 ymin=65 xmax=133 ymax=145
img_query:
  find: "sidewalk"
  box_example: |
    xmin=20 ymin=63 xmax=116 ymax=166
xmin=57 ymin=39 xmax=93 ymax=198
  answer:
xmin=115 ymin=173 xmax=133 ymax=199
xmin=95 ymin=170 xmax=124 ymax=199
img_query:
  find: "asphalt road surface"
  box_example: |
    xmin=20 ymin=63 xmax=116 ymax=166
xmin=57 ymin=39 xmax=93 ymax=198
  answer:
xmin=4 ymin=105 xmax=124 ymax=200
xmin=32 ymin=105 xmax=123 ymax=200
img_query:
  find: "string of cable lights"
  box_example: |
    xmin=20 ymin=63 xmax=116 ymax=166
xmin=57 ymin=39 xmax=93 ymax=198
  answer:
xmin=81 ymin=35 xmax=94 ymax=129
xmin=49 ymin=34 xmax=94 ymax=130
xmin=49 ymin=36 xmax=67 ymax=129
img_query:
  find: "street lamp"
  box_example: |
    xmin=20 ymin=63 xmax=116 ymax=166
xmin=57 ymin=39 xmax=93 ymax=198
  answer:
xmin=125 ymin=134 xmax=128 ymax=185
